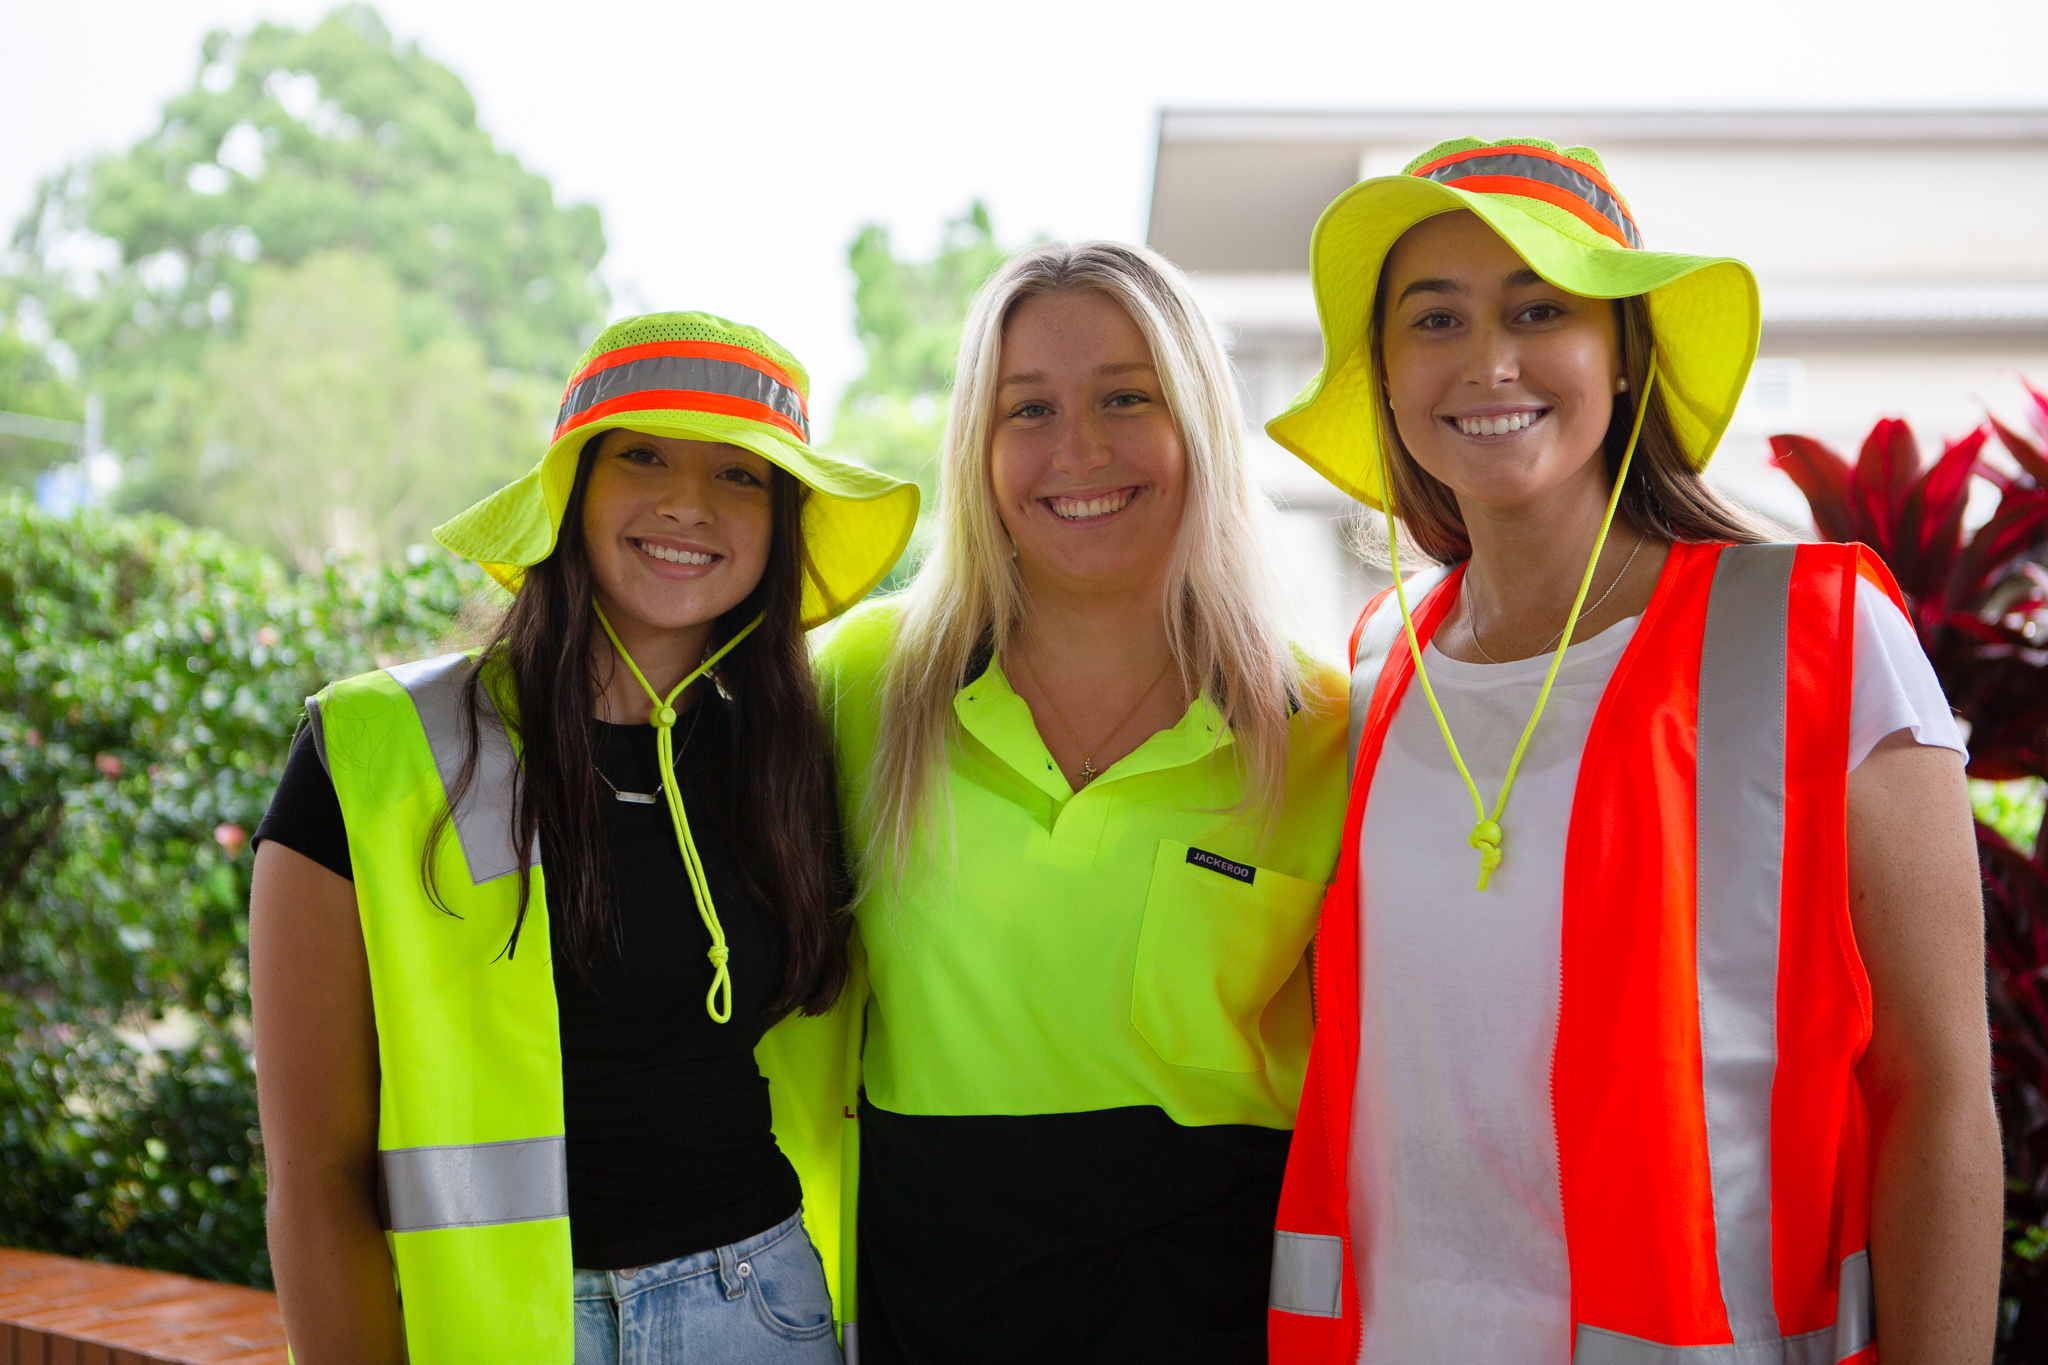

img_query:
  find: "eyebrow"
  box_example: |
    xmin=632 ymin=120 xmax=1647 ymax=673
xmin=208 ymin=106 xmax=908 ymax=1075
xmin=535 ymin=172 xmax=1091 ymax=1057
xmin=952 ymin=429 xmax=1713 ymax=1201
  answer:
xmin=998 ymin=361 xmax=1158 ymax=389
xmin=1395 ymin=267 xmax=1547 ymax=305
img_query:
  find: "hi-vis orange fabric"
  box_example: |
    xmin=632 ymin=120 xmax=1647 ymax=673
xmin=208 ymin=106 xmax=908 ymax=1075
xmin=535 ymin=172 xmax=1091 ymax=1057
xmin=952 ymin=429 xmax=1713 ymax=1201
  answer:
xmin=1270 ymin=541 xmax=1900 ymax=1364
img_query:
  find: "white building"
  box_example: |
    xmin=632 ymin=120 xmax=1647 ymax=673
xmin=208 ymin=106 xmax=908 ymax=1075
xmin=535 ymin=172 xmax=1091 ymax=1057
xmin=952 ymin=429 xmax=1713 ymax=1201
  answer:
xmin=1147 ymin=109 xmax=2048 ymax=659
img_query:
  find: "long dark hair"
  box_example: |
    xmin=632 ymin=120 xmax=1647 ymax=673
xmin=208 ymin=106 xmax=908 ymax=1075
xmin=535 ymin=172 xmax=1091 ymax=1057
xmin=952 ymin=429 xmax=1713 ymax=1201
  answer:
xmin=1373 ymin=289 xmax=1775 ymax=563
xmin=427 ymin=436 xmax=850 ymax=1018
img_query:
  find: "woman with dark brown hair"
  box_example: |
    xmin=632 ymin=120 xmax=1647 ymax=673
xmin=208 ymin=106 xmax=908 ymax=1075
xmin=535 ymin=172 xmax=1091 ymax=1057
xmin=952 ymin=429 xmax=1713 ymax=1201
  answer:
xmin=247 ymin=313 xmax=916 ymax=1365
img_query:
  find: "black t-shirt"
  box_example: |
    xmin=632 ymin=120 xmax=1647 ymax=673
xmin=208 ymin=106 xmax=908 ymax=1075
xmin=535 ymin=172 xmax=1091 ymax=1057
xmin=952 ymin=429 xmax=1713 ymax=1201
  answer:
xmin=255 ymin=695 xmax=801 ymax=1270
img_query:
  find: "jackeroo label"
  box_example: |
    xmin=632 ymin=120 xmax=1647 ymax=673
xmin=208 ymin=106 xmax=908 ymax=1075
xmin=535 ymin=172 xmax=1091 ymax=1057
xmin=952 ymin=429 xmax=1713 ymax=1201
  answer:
xmin=1185 ymin=847 xmax=1255 ymax=884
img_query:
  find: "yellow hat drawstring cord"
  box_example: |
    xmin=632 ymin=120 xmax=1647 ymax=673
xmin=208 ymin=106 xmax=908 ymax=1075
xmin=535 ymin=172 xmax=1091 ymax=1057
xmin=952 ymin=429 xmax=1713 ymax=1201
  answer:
xmin=592 ymin=602 xmax=764 ymax=1023
xmin=1382 ymin=365 xmax=1658 ymax=891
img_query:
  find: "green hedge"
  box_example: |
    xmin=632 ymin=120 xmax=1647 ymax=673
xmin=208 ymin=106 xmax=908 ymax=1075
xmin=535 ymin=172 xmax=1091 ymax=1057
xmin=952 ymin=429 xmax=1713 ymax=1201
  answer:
xmin=0 ymin=497 xmax=478 ymax=1286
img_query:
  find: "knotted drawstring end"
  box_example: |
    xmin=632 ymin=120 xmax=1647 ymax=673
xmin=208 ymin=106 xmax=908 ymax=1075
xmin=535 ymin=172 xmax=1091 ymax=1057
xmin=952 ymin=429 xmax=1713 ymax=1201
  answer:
xmin=1469 ymin=819 xmax=1504 ymax=891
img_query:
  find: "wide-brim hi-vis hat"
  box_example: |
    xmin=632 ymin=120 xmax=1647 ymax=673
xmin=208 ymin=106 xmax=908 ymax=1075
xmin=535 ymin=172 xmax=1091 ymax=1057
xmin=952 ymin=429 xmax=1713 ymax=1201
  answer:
xmin=1266 ymin=137 xmax=1760 ymax=510
xmin=434 ymin=311 xmax=919 ymax=629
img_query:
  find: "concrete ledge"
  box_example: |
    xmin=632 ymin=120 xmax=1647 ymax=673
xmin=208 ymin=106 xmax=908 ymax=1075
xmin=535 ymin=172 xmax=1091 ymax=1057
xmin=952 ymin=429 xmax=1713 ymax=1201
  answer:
xmin=0 ymin=1248 xmax=284 ymax=1364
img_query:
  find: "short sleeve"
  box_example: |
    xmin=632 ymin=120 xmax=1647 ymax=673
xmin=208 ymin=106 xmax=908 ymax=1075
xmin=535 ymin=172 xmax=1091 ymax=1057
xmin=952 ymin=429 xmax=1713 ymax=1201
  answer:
xmin=1849 ymin=578 xmax=1967 ymax=771
xmin=253 ymin=721 xmax=355 ymax=880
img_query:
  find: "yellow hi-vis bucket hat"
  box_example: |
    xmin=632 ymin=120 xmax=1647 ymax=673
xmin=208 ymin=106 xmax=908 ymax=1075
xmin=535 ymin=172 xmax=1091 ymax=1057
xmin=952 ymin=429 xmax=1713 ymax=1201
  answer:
xmin=434 ymin=311 xmax=919 ymax=629
xmin=1266 ymin=137 xmax=1760 ymax=510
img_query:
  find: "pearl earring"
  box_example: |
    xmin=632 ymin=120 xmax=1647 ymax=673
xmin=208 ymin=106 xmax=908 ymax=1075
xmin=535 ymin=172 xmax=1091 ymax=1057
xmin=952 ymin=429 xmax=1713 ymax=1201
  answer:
xmin=1616 ymin=377 xmax=1630 ymax=393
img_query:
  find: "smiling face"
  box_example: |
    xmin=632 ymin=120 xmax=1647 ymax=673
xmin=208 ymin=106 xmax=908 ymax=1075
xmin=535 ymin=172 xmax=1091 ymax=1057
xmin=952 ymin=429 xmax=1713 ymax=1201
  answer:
xmin=988 ymin=289 xmax=1188 ymax=600
xmin=1379 ymin=210 xmax=1623 ymax=516
xmin=577 ymin=427 xmax=775 ymax=639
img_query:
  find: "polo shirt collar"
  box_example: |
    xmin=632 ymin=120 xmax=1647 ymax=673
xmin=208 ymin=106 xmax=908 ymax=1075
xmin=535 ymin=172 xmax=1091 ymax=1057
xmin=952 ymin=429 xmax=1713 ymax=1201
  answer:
xmin=952 ymin=655 xmax=1235 ymax=801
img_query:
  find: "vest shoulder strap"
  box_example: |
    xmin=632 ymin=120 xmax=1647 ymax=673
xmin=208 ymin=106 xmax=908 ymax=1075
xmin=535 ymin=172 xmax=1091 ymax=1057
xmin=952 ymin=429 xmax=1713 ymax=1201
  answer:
xmin=1348 ymin=566 xmax=1452 ymax=780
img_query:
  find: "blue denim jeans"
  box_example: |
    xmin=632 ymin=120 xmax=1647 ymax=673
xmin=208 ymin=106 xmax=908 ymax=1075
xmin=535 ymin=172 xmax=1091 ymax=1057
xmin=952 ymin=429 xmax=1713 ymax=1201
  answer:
xmin=572 ymin=1209 xmax=842 ymax=1365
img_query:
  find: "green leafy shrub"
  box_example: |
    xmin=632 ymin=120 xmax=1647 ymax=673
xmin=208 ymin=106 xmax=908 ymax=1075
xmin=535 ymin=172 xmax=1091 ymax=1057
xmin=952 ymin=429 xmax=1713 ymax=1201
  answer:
xmin=0 ymin=495 xmax=481 ymax=1285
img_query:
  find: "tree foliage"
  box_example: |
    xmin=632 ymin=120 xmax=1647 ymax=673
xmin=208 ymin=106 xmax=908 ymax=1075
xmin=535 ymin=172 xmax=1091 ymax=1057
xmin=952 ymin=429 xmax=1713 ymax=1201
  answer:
xmin=0 ymin=496 xmax=478 ymax=1284
xmin=198 ymin=250 xmax=545 ymax=569
xmin=5 ymin=3 xmax=603 ymax=537
xmin=828 ymin=202 xmax=1009 ymax=534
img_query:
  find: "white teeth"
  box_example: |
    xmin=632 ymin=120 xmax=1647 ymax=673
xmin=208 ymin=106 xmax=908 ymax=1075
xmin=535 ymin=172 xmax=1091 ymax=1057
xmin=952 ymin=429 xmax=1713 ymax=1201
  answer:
xmin=1457 ymin=411 xmax=1540 ymax=436
xmin=636 ymin=541 xmax=714 ymax=566
xmin=1051 ymin=490 xmax=1134 ymax=520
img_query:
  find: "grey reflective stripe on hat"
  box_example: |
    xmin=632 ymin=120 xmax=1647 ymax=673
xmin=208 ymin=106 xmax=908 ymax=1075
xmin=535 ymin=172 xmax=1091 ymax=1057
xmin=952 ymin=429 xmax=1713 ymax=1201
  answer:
xmin=1571 ymin=1253 xmax=1870 ymax=1363
xmin=1348 ymin=566 xmax=1452 ymax=780
xmin=386 ymin=653 xmax=533 ymax=885
xmin=555 ymin=351 xmax=810 ymax=442
xmin=380 ymin=1135 xmax=568 ymax=1233
xmin=1416 ymin=151 xmax=1643 ymax=249
xmin=1269 ymin=1230 xmax=1344 ymax=1318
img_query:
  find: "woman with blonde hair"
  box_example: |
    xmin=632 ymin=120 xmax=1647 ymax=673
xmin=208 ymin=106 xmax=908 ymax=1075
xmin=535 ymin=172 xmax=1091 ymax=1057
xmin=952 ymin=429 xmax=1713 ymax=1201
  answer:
xmin=816 ymin=241 xmax=1350 ymax=1361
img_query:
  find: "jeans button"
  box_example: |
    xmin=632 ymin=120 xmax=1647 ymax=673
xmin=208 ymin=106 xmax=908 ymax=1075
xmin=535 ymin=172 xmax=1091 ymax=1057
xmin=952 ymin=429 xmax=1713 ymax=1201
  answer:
xmin=737 ymin=1262 xmax=751 ymax=1277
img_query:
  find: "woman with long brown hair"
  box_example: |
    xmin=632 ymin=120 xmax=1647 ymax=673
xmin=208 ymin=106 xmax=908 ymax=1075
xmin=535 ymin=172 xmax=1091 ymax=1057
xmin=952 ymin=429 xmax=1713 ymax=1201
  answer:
xmin=248 ymin=313 xmax=915 ymax=1364
xmin=1265 ymin=139 xmax=2000 ymax=1364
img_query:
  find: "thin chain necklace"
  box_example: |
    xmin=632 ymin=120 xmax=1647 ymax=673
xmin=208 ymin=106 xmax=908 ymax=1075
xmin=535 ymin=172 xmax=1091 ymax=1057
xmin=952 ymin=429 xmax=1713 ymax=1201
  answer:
xmin=1016 ymin=649 xmax=1176 ymax=787
xmin=594 ymin=665 xmax=705 ymax=804
xmin=1468 ymin=532 xmax=1645 ymax=665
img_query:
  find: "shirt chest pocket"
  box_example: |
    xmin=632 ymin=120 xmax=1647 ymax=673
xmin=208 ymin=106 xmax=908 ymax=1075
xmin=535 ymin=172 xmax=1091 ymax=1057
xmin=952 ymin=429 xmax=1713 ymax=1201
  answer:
xmin=1130 ymin=839 xmax=1324 ymax=1074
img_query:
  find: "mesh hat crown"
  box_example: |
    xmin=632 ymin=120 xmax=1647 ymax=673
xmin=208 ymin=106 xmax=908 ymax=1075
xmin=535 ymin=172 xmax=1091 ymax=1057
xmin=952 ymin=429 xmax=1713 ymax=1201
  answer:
xmin=1266 ymin=136 xmax=1760 ymax=510
xmin=435 ymin=311 xmax=918 ymax=628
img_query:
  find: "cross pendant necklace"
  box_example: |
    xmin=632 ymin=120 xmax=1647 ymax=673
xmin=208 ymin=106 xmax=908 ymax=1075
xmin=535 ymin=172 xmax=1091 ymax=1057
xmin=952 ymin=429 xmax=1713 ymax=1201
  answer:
xmin=1017 ymin=651 xmax=1176 ymax=789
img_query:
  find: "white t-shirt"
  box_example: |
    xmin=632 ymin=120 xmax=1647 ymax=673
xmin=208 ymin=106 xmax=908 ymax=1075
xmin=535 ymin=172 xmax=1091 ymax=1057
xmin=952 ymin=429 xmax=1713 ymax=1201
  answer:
xmin=1349 ymin=578 xmax=1965 ymax=1364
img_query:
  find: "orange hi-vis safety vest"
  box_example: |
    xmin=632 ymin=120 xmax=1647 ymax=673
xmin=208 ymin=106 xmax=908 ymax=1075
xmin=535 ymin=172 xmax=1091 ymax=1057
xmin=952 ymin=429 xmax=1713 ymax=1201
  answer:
xmin=1268 ymin=541 xmax=1899 ymax=1365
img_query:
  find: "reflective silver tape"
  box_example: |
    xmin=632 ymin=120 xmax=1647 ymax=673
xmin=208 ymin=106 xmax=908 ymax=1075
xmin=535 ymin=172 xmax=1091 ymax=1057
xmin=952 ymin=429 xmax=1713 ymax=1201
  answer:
xmin=304 ymin=697 xmax=330 ymax=776
xmin=1574 ymin=1324 xmax=1836 ymax=1365
xmin=380 ymin=1134 xmax=568 ymax=1233
xmin=1269 ymin=1230 xmax=1344 ymax=1318
xmin=1349 ymin=567 xmax=1450 ymax=781
xmin=1833 ymin=1250 xmax=1874 ymax=1360
xmin=842 ymin=1322 xmax=859 ymax=1365
xmin=386 ymin=653 xmax=530 ymax=886
xmin=1695 ymin=543 xmax=1796 ymax=1346
xmin=1418 ymin=150 xmax=1643 ymax=249
xmin=558 ymin=352 xmax=809 ymax=441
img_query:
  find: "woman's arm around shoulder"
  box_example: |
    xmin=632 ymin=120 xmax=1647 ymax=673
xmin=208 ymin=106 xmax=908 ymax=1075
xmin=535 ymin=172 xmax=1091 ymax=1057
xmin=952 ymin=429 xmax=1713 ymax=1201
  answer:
xmin=250 ymin=840 xmax=405 ymax=1363
xmin=1848 ymin=730 xmax=2002 ymax=1364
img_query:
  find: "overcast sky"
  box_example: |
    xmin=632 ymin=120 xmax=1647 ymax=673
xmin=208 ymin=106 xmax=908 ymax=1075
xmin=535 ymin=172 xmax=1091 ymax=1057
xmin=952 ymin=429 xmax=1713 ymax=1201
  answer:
xmin=6 ymin=0 xmax=2046 ymax=426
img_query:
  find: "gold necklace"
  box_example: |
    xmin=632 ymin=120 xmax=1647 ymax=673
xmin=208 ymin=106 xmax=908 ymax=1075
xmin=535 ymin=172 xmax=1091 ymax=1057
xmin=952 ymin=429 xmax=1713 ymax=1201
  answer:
xmin=1469 ymin=532 xmax=1644 ymax=665
xmin=1016 ymin=650 xmax=1175 ymax=787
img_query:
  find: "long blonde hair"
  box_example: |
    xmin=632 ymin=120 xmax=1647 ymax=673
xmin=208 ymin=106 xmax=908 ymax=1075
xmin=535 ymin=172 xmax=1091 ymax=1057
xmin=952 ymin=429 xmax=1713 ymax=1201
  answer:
xmin=861 ymin=241 xmax=1315 ymax=878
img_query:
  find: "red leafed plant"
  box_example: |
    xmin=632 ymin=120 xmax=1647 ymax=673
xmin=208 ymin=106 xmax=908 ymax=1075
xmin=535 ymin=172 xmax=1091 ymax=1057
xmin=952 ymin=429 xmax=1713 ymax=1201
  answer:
xmin=1772 ymin=383 xmax=2048 ymax=1357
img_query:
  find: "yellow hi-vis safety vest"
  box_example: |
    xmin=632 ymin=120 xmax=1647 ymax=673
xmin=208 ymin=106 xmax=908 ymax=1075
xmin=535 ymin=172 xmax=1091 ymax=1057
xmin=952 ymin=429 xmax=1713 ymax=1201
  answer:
xmin=306 ymin=653 xmax=863 ymax=1364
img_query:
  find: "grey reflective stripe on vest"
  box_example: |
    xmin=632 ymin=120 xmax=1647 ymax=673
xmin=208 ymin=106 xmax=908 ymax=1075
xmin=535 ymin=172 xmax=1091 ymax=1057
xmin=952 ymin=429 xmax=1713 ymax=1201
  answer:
xmin=1417 ymin=151 xmax=1643 ymax=249
xmin=380 ymin=1135 xmax=568 ymax=1233
xmin=1269 ymin=1230 xmax=1344 ymax=1317
xmin=1696 ymin=544 xmax=1796 ymax=1345
xmin=386 ymin=653 xmax=530 ymax=885
xmin=1348 ymin=567 xmax=1452 ymax=781
xmin=1572 ymin=1251 xmax=1873 ymax=1364
xmin=1574 ymin=547 xmax=1871 ymax=1363
xmin=556 ymin=352 xmax=810 ymax=442
xmin=304 ymin=697 xmax=330 ymax=776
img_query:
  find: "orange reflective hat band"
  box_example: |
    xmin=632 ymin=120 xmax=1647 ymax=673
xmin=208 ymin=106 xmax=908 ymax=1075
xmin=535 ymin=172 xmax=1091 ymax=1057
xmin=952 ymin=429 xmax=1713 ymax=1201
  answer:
xmin=555 ymin=339 xmax=812 ymax=443
xmin=1411 ymin=144 xmax=1644 ymax=250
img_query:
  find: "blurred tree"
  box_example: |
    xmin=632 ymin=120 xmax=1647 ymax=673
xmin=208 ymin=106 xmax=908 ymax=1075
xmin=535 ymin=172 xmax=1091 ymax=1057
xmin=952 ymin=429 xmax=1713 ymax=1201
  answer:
xmin=199 ymin=250 xmax=544 ymax=569
xmin=829 ymin=202 xmax=1009 ymax=537
xmin=5 ymin=3 xmax=603 ymax=531
xmin=0 ymin=305 xmax=84 ymax=494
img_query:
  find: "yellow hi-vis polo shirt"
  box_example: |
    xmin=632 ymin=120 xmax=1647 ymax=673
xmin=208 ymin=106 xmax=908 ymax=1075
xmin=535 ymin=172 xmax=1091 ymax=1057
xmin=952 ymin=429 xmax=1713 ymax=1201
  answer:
xmin=815 ymin=601 xmax=1350 ymax=1129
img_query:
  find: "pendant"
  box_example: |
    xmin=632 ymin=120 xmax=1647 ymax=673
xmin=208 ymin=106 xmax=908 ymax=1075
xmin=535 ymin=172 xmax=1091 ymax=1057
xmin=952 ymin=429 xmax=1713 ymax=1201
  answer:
xmin=611 ymin=789 xmax=659 ymax=805
xmin=1077 ymin=757 xmax=1096 ymax=787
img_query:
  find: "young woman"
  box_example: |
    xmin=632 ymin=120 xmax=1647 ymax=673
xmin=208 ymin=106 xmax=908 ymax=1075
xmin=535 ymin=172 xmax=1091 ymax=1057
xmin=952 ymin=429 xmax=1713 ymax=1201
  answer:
xmin=815 ymin=242 xmax=1350 ymax=1362
xmin=249 ymin=312 xmax=917 ymax=1365
xmin=1263 ymin=139 xmax=2002 ymax=1363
